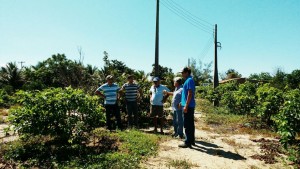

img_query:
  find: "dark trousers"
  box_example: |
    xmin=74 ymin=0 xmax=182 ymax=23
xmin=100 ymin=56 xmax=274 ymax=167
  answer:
xmin=105 ymin=104 xmax=122 ymax=130
xmin=184 ymin=107 xmax=195 ymax=145
xmin=126 ymin=101 xmax=138 ymax=127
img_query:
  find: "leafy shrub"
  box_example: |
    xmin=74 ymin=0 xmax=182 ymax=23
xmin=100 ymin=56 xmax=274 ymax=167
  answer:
xmin=254 ymin=84 xmax=283 ymax=125
xmin=216 ymin=82 xmax=238 ymax=108
xmin=274 ymin=89 xmax=300 ymax=146
xmin=233 ymin=82 xmax=257 ymax=114
xmin=0 ymin=129 xmax=160 ymax=168
xmin=0 ymin=89 xmax=13 ymax=108
xmin=9 ymin=87 xmax=105 ymax=143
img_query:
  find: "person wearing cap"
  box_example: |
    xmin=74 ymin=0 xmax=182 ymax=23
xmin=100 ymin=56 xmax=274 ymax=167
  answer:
xmin=178 ymin=67 xmax=196 ymax=148
xmin=163 ymin=77 xmax=184 ymax=139
xmin=95 ymin=75 xmax=122 ymax=131
xmin=149 ymin=77 xmax=170 ymax=133
xmin=120 ymin=75 xmax=142 ymax=128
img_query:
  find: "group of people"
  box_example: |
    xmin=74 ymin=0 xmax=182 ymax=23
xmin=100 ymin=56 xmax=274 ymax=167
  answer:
xmin=95 ymin=67 xmax=196 ymax=148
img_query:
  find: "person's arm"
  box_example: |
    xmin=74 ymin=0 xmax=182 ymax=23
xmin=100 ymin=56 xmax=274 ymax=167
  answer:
xmin=163 ymin=90 xmax=173 ymax=96
xmin=183 ymin=89 xmax=192 ymax=113
xmin=95 ymin=90 xmax=106 ymax=98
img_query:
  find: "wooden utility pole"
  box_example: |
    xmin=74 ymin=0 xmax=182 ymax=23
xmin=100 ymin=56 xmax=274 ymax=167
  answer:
xmin=213 ymin=24 xmax=221 ymax=106
xmin=154 ymin=0 xmax=159 ymax=77
xmin=18 ymin=61 xmax=25 ymax=69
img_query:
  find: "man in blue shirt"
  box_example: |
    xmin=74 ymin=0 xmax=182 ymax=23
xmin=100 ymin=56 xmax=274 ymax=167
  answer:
xmin=179 ymin=67 xmax=196 ymax=148
xmin=149 ymin=77 xmax=170 ymax=133
xmin=95 ymin=75 xmax=122 ymax=131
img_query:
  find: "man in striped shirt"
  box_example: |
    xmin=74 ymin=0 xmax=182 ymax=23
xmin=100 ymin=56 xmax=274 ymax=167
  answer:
xmin=120 ymin=75 xmax=142 ymax=128
xmin=95 ymin=75 xmax=122 ymax=130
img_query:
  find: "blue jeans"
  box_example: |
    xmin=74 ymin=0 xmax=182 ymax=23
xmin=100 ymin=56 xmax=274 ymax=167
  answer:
xmin=173 ymin=109 xmax=184 ymax=137
xmin=184 ymin=107 xmax=195 ymax=145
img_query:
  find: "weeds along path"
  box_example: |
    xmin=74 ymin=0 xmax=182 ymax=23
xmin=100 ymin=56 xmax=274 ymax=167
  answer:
xmin=142 ymin=112 xmax=291 ymax=169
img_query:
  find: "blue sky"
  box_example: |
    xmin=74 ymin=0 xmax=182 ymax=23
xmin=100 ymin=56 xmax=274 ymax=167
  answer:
xmin=1 ymin=0 xmax=299 ymax=77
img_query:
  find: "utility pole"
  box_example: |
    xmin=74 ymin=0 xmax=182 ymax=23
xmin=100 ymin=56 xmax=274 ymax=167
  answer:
xmin=213 ymin=24 xmax=221 ymax=106
xmin=18 ymin=61 xmax=25 ymax=69
xmin=154 ymin=0 xmax=159 ymax=77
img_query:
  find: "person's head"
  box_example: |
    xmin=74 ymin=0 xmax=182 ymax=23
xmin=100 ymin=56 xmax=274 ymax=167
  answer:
xmin=173 ymin=77 xmax=182 ymax=87
xmin=127 ymin=75 xmax=134 ymax=83
xmin=180 ymin=67 xmax=192 ymax=79
xmin=152 ymin=77 xmax=160 ymax=87
xmin=106 ymin=75 xmax=114 ymax=85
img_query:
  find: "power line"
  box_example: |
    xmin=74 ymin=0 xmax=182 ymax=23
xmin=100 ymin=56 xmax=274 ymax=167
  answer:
xmin=199 ymin=35 xmax=214 ymax=61
xmin=161 ymin=0 xmax=212 ymax=33
xmin=160 ymin=0 xmax=213 ymax=34
xmin=166 ymin=0 xmax=213 ymax=29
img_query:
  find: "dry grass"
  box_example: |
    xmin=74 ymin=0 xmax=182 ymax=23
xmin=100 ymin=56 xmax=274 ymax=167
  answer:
xmin=221 ymin=138 xmax=251 ymax=149
xmin=0 ymin=115 xmax=4 ymax=124
xmin=195 ymin=99 xmax=279 ymax=137
xmin=0 ymin=109 xmax=9 ymax=116
xmin=166 ymin=159 xmax=199 ymax=169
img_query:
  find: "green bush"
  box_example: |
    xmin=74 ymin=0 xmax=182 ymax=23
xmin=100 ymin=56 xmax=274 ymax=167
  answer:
xmin=232 ymin=82 xmax=257 ymax=114
xmin=254 ymin=84 xmax=283 ymax=125
xmin=0 ymin=89 xmax=13 ymax=108
xmin=9 ymin=87 xmax=105 ymax=143
xmin=274 ymin=89 xmax=300 ymax=146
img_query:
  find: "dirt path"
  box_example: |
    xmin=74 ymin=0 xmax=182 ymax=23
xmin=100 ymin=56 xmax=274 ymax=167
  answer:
xmin=142 ymin=112 xmax=292 ymax=169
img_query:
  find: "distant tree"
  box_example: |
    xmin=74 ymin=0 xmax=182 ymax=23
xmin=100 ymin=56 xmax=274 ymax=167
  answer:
xmin=0 ymin=62 xmax=24 ymax=91
xmin=150 ymin=64 xmax=174 ymax=90
xmin=22 ymin=54 xmax=100 ymax=93
xmin=100 ymin=51 xmax=134 ymax=84
xmin=224 ymin=69 xmax=242 ymax=80
xmin=189 ymin=58 xmax=212 ymax=86
xmin=286 ymin=69 xmax=300 ymax=89
xmin=271 ymin=68 xmax=287 ymax=90
xmin=248 ymin=72 xmax=272 ymax=81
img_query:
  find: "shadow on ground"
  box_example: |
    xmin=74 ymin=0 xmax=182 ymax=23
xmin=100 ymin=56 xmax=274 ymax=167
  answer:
xmin=192 ymin=140 xmax=247 ymax=161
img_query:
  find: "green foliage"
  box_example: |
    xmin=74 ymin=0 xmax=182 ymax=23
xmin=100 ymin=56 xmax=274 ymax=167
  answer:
xmin=218 ymin=82 xmax=239 ymax=112
xmin=9 ymin=87 xmax=105 ymax=143
xmin=22 ymin=54 xmax=101 ymax=94
xmin=271 ymin=68 xmax=287 ymax=90
xmin=248 ymin=72 xmax=272 ymax=81
xmin=254 ymin=84 xmax=283 ymax=125
xmin=222 ymin=68 xmax=242 ymax=80
xmin=0 ymin=130 xmax=160 ymax=168
xmin=274 ymin=89 xmax=300 ymax=146
xmin=189 ymin=58 xmax=213 ymax=86
xmin=232 ymin=82 xmax=257 ymax=114
xmin=0 ymin=89 xmax=12 ymax=108
xmin=0 ymin=62 xmax=24 ymax=90
xmin=287 ymin=69 xmax=300 ymax=89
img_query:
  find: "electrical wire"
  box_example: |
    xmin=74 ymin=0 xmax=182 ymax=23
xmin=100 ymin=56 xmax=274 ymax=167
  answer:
xmin=160 ymin=0 xmax=213 ymax=34
xmin=199 ymin=35 xmax=214 ymax=61
xmin=161 ymin=0 xmax=212 ymax=33
xmin=165 ymin=0 xmax=213 ymax=30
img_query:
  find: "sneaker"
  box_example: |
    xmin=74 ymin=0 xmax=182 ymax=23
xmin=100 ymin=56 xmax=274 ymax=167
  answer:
xmin=178 ymin=143 xmax=191 ymax=148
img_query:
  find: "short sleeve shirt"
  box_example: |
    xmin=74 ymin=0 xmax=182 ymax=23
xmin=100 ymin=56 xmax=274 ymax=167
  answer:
xmin=122 ymin=83 xmax=140 ymax=102
xmin=181 ymin=76 xmax=196 ymax=108
xmin=97 ymin=83 xmax=120 ymax=105
xmin=149 ymin=85 xmax=170 ymax=106
xmin=172 ymin=86 xmax=183 ymax=111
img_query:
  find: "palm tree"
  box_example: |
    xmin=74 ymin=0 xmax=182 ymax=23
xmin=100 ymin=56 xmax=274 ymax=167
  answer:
xmin=0 ymin=62 xmax=24 ymax=90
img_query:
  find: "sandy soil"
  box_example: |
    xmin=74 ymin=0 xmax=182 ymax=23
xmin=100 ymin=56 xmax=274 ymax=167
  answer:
xmin=142 ymin=112 xmax=293 ymax=169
